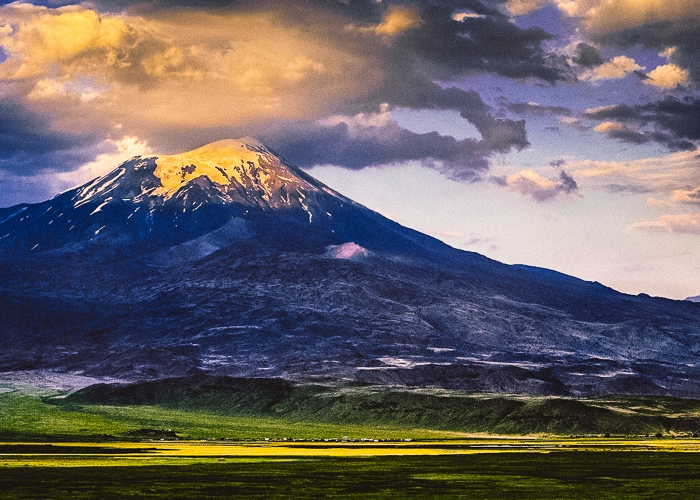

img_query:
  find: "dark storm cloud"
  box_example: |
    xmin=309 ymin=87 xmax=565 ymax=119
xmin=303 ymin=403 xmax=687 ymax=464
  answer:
xmin=642 ymin=97 xmax=700 ymax=142
xmin=573 ymin=43 xmax=604 ymax=68
xmin=260 ymin=120 xmax=491 ymax=181
xmin=602 ymin=124 xmax=650 ymax=145
xmin=0 ymin=0 xmax=76 ymax=5
xmin=507 ymin=101 xmax=572 ymax=117
xmin=257 ymin=83 xmax=530 ymax=177
xmin=91 ymin=0 xmax=380 ymax=14
xmin=399 ymin=2 xmax=572 ymax=83
xmin=330 ymin=0 xmax=571 ymax=166
xmin=0 ymin=100 xmax=99 ymax=188
xmin=372 ymin=83 xmax=529 ymax=153
xmin=558 ymin=170 xmax=578 ymax=194
xmin=595 ymin=124 xmax=694 ymax=151
xmin=585 ymin=97 xmax=700 ymax=151
xmin=584 ymin=104 xmax=641 ymax=121
xmin=0 ymin=100 xmax=95 ymax=174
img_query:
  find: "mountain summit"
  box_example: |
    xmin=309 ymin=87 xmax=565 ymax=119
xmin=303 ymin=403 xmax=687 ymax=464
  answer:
xmin=73 ymin=137 xmax=338 ymax=214
xmin=2 ymin=139 xmax=700 ymax=397
xmin=1 ymin=138 xmax=440 ymax=259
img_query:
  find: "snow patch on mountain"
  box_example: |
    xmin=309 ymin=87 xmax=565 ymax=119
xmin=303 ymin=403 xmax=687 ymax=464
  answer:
xmin=325 ymin=242 xmax=371 ymax=260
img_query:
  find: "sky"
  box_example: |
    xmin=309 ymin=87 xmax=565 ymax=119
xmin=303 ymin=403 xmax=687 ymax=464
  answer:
xmin=0 ymin=0 xmax=699 ymax=299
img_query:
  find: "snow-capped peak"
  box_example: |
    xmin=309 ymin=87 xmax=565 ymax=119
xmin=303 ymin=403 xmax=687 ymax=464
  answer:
xmin=70 ymin=137 xmax=335 ymax=213
xmin=151 ymin=138 xmax=308 ymax=201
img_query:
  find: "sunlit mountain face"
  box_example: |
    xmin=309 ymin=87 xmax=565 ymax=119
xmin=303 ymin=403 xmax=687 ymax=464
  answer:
xmin=2 ymin=139 xmax=700 ymax=397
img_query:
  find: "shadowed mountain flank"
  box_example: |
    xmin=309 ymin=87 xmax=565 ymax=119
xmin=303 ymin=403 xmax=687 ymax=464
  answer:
xmin=2 ymin=138 xmax=700 ymax=397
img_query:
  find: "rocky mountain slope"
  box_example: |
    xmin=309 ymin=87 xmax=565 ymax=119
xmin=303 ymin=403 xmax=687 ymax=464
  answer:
xmin=2 ymin=138 xmax=700 ymax=397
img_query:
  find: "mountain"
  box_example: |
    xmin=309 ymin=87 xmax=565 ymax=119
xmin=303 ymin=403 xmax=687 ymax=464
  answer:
xmin=2 ymin=138 xmax=700 ymax=397
xmin=0 ymin=138 xmax=460 ymax=262
xmin=687 ymin=295 xmax=700 ymax=303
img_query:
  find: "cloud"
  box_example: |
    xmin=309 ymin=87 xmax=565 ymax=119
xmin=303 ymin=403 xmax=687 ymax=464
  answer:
xmin=572 ymin=42 xmax=604 ymax=68
xmin=355 ymin=5 xmax=422 ymax=39
xmin=582 ymin=55 xmax=643 ymax=81
xmin=593 ymin=121 xmax=651 ymax=145
xmin=670 ymin=188 xmax=700 ymax=205
xmin=407 ymin=2 xmax=572 ymax=83
xmin=584 ymin=104 xmax=641 ymax=121
xmin=506 ymin=0 xmax=700 ymax=85
xmin=260 ymin=113 xmax=493 ymax=181
xmin=507 ymin=101 xmax=572 ymax=117
xmin=646 ymin=196 xmax=674 ymax=207
xmin=632 ymin=212 xmax=700 ymax=235
xmin=560 ymin=0 xmax=700 ymax=84
xmin=562 ymin=148 xmax=700 ymax=207
xmin=584 ymin=97 xmax=700 ymax=150
xmin=378 ymin=84 xmax=530 ymax=154
xmin=606 ymin=184 xmax=655 ymax=194
xmin=0 ymin=99 xmax=76 ymax=158
xmin=495 ymin=169 xmax=578 ymax=201
xmin=53 ymin=135 xmax=151 ymax=188
xmin=560 ymin=0 xmax=700 ymax=36
xmin=0 ymin=4 xmax=132 ymax=80
xmin=0 ymin=98 xmax=98 ymax=176
xmin=506 ymin=0 xmax=549 ymax=16
xmin=643 ymin=63 xmax=689 ymax=89
xmin=0 ymin=135 xmax=150 ymax=207
xmin=0 ymin=0 xmax=578 ymax=194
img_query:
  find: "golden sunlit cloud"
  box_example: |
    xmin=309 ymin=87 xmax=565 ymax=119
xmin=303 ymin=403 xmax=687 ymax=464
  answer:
xmin=577 ymin=0 xmax=700 ymax=35
xmin=0 ymin=4 xmax=131 ymax=80
xmin=670 ymin=188 xmax=700 ymax=205
xmin=509 ymin=0 xmax=700 ymax=35
xmin=352 ymin=5 xmax=422 ymax=40
xmin=374 ymin=6 xmax=422 ymax=37
xmin=0 ymin=3 xmax=385 ymax=146
xmin=644 ymin=64 xmax=689 ymax=89
xmin=506 ymin=0 xmax=549 ymax=16
xmin=593 ymin=121 xmax=624 ymax=133
xmin=583 ymin=56 xmax=642 ymax=81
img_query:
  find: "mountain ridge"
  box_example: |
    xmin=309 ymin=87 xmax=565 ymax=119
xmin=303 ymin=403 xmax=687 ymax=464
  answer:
xmin=1 ymin=138 xmax=700 ymax=397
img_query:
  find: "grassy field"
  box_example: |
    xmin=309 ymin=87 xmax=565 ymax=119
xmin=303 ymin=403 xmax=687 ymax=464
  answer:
xmin=6 ymin=374 xmax=700 ymax=442
xmin=3 ymin=444 xmax=700 ymax=498
xmin=4 ymin=382 xmax=700 ymax=498
xmin=0 ymin=391 xmax=466 ymax=441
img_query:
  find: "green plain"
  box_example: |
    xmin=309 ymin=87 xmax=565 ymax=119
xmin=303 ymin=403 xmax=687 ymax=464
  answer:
xmin=5 ymin=379 xmax=700 ymax=498
xmin=3 ymin=453 xmax=700 ymax=499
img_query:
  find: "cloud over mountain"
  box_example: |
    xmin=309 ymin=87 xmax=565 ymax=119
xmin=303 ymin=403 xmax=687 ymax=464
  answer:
xmin=0 ymin=0 xmax=570 ymax=200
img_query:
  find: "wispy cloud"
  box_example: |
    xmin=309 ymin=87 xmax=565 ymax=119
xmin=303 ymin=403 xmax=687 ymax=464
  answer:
xmin=493 ymin=169 xmax=578 ymax=202
xmin=632 ymin=212 xmax=700 ymax=235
